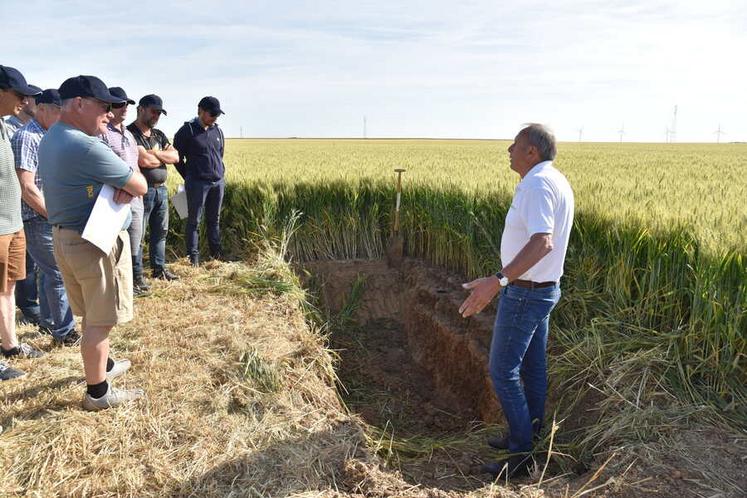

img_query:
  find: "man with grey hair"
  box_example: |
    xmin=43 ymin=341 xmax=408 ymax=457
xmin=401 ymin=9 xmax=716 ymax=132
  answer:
xmin=459 ymin=123 xmax=574 ymax=478
xmin=39 ymin=75 xmax=147 ymax=409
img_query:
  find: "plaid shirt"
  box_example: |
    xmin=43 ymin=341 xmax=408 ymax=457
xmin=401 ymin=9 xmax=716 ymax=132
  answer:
xmin=11 ymin=119 xmax=45 ymax=221
xmin=101 ymin=122 xmax=139 ymax=172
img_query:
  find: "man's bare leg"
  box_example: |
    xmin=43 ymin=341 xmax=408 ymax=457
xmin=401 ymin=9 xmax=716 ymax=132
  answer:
xmin=0 ymin=281 xmax=18 ymax=350
xmin=81 ymin=324 xmax=111 ymax=385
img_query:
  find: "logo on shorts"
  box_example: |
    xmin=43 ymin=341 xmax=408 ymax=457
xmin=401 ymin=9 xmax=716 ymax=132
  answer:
xmin=86 ymin=185 xmax=94 ymax=198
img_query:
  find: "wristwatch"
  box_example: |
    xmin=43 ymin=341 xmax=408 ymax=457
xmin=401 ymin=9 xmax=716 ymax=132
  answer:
xmin=495 ymin=271 xmax=509 ymax=287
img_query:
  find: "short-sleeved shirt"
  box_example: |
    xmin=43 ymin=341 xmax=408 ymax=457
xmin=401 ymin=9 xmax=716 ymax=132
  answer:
xmin=38 ymin=121 xmax=134 ymax=233
xmin=0 ymin=119 xmax=23 ymax=235
xmin=127 ymin=124 xmax=170 ymax=185
xmin=101 ymin=122 xmax=138 ymax=172
xmin=3 ymin=115 xmax=25 ymax=137
xmin=500 ymin=161 xmax=574 ymax=283
xmin=11 ymin=119 xmax=46 ymax=221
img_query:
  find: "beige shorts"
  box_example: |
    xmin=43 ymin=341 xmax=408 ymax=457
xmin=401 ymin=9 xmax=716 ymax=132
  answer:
xmin=0 ymin=229 xmax=26 ymax=293
xmin=53 ymin=228 xmax=133 ymax=326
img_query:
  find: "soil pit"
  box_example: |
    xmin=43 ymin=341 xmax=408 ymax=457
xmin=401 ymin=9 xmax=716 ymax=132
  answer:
xmin=303 ymin=259 xmax=506 ymax=490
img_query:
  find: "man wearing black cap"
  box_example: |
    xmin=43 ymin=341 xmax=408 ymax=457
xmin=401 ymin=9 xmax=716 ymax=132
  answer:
xmin=101 ymin=87 xmax=149 ymax=296
xmin=38 ymin=75 xmax=147 ymax=409
xmin=173 ymin=96 xmax=226 ymax=266
xmin=4 ymin=81 xmax=43 ymax=329
xmin=12 ymin=89 xmax=79 ymax=348
xmin=128 ymin=94 xmax=179 ymax=281
xmin=0 ymin=65 xmax=43 ymax=381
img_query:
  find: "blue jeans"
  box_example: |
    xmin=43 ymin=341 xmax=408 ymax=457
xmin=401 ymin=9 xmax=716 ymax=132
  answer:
xmin=24 ymin=218 xmax=75 ymax=340
xmin=128 ymin=197 xmax=144 ymax=278
xmin=137 ymin=185 xmax=169 ymax=273
xmin=15 ymin=250 xmax=40 ymax=322
xmin=489 ymin=283 xmax=561 ymax=453
xmin=185 ymin=177 xmax=224 ymax=259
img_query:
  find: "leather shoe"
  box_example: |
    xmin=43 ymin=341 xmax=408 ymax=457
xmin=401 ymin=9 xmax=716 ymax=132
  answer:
xmin=153 ymin=268 xmax=179 ymax=281
xmin=481 ymin=453 xmax=534 ymax=479
xmin=487 ymin=435 xmax=509 ymax=450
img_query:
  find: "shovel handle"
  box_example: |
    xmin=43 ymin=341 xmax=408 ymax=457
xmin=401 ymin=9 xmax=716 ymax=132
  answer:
xmin=393 ymin=169 xmax=405 ymax=233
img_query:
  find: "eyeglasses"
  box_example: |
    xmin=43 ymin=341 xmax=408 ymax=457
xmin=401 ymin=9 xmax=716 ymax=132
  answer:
xmin=111 ymin=102 xmax=128 ymax=109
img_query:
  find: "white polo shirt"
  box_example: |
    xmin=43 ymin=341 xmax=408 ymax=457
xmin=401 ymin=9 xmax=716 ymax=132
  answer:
xmin=500 ymin=160 xmax=574 ymax=283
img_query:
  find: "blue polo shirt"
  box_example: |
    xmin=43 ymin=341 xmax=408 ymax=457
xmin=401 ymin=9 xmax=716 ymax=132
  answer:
xmin=38 ymin=121 xmax=133 ymax=233
xmin=173 ymin=118 xmax=225 ymax=181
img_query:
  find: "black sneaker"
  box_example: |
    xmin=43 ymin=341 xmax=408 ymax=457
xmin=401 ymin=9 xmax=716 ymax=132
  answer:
xmin=134 ymin=276 xmax=150 ymax=291
xmin=0 ymin=361 xmax=25 ymax=381
xmin=189 ymin=255 xmax=200 ymax=267
xmin=153 ymin=268 xmax=179 ymax=281
xmin=38 ymin=325 xmax=54 ymax=336
xmin=209 ymin=249 xmax=227 ymax=262
xmin=17 ymin=312 xmax=40 ymax=326
xmin=55 ymin=330 xmax=81 ymax=347
xmin=1 ymin=343 xmax=45 ymax=359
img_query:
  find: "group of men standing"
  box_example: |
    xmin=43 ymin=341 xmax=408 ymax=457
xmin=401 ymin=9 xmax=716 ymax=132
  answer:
xmin=0 ymin=65 xmax=228 ymax=412
xmin=2 ymin=66 xmax=576 ymax=481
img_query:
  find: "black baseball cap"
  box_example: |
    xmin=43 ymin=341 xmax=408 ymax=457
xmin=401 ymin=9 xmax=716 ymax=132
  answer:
xmin=35 ymin=89 xmax=62 ymax=106
xmin=108 ymin=87 xmax=135 ymax=105
xmin=139 ymin=94 xmax=167 ymax=115
xmin=58 ymin=75 xmax=125 ymax=104
xmin=0 ymin=65 xmax=42 ymax=96
xmin=198 ymin=96 xmax=224 ymax=116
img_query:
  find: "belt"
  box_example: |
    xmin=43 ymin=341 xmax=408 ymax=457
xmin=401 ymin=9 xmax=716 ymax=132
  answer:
xmin=149 ymin=182 xmax=165 ymax=188
xmin=511 ymin=279 xmax=556 ymax=289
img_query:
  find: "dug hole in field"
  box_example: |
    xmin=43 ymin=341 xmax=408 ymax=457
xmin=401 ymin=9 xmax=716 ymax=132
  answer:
xmin=1 ymin=218 xmax=744 ymax=497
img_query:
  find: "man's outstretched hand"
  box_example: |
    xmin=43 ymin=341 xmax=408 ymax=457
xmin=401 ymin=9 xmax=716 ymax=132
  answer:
xmin=459 ymin=275 xmax=501 ymax=318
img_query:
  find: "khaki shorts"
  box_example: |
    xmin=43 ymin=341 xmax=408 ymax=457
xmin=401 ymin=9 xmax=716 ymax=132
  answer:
xmin=53 ymin=228 xmax=133 ymax=326
xmin=0 ymin=229 xmax=26 ymax=293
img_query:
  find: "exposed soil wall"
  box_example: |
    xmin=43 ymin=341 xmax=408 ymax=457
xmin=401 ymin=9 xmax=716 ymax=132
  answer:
xmin=303 ymin=258 xmax=501 ymax=424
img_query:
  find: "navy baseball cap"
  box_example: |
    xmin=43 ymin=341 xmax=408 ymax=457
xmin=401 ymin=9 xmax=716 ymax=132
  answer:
xmin=198 ymin=96 xmax=224 ymax=116
xmin=0 ymin=65 xmax=42 ymax=96
xmin=139 ymin=94 xmax=167 ymax=115
xmin=108 ymin=87 xmax=135 ymax=105
xmin=58 ymin=75 xmax=125 ymax=104
xmin=35 ymin=89 xmax=62 ymax=106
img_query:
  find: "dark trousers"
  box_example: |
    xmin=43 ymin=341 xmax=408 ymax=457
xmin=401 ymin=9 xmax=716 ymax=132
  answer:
xmin=15 ymin=250 xmax=40 ymax=322
xmin=185 ymin=177 xmax=225 ymax=259
xmin=135 ymin=185 xmax=170 ymax=274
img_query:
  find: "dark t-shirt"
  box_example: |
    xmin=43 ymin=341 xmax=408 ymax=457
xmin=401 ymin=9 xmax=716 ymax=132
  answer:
xmin=127 ymin=123 xmax=170 ymax=185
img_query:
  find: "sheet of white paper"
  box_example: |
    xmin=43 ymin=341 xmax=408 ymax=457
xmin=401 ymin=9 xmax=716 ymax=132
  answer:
xmin=81 ymin=184 xmax=132 ymax=254
xmin=172 ymin=187 xmax=188 ymax=220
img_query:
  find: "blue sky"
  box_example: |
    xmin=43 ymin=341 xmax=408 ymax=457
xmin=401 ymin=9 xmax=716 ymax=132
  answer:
xmin=4 ymin=0 xmax=746 ymax=141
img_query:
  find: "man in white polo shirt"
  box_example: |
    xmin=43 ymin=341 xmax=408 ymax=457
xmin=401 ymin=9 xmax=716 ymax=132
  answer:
xmin=459 ymin=123 xmax=574 ymax=478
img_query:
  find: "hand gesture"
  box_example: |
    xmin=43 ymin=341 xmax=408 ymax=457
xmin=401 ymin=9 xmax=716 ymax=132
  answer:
xmin=458 ymin=276 xmax=501 ymax=318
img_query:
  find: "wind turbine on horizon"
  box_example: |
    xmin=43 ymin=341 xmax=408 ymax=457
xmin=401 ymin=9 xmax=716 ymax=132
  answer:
xmin=618 ymin=124 xmax=625 ymax=143
xmin=714 ymin=124 xmax=726 ymax=143
xmin=577 ymin=126 xmax=583 ymax=142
